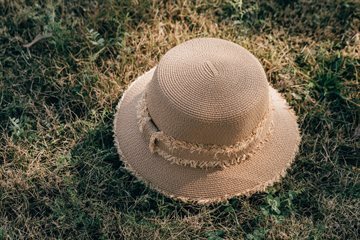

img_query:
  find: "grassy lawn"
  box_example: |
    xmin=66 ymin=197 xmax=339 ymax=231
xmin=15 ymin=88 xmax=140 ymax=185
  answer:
xmin=0 ymin=0 xmax=359 ymax=239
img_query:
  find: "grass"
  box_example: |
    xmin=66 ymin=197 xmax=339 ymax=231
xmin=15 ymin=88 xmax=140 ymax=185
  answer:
xmin=0 ymin=0 xmax=359 ymax=239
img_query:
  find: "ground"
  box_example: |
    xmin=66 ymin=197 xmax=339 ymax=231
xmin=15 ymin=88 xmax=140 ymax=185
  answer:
xmin=0 ymin=0 xmax=359 ymax=239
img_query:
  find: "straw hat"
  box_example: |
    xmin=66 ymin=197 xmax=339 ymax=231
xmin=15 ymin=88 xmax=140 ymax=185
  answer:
xmin=113 ymin=38 xmax=301 ymax=204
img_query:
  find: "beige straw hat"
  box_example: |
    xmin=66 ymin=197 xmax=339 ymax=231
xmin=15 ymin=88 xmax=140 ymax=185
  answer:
xmin=113 ymin=38 xmax=301 ymax=204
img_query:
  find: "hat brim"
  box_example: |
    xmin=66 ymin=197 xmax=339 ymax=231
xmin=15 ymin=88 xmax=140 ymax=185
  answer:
xmin=113 ymin=67 xmax=301 ymax=204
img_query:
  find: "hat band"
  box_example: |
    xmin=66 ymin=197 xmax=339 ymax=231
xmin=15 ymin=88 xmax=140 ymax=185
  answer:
xmin=136 ymin=93 xmax=273 ymax=169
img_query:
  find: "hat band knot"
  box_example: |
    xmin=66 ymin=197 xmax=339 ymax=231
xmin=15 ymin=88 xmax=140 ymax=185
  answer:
xmin=136 ymin=93 xmax=274 ymax=169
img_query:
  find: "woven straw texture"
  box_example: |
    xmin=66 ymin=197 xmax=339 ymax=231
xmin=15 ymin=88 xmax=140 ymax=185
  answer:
xmin=113 ymin=38 xmax=301 ymax=204
xmin=145 ymin=38 xmax=269 ymax=145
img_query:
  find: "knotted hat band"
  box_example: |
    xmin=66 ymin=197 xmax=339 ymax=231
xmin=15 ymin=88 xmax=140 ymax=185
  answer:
xmin=136 ymin=93 xmax=274 ymax=169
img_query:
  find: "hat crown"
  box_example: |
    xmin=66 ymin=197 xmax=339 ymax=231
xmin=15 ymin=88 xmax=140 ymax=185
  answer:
xmin=145 ymin=38 xmax=269 ymax=145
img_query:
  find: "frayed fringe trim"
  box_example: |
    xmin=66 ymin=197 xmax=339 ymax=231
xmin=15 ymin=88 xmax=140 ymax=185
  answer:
xmin=151 ymin=122 xmax=274 ymax=169
xmin=113 ymin=72 xmax=302 ymax=205
xmin=136 ymin=95 xmax=151 ymax=133
xmin=154 ymin=147 xmax=248 ymax=169
xmin=136 ymin=92 xmax=273 ymax=158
